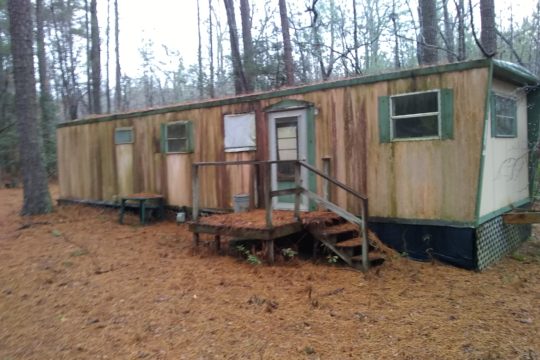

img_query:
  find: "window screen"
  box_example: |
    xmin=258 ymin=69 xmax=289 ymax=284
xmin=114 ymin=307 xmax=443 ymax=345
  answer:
xmin=164 ymin=121 xmax=193 ymax=153
xmin=492 ymin=95 xmax=517 ymax=138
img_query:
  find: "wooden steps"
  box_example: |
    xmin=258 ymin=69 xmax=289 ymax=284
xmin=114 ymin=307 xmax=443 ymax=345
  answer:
xmin=318 ymin=222 xmax=359 ymax=236
xmin=335 ymin=238 xmax=362 ymax=248
xmin=307 ymin=213 xmax=384 ymax=269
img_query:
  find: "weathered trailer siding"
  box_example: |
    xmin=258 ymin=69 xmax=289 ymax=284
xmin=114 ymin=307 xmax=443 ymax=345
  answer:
xmin=57 ymin=66 xmax=488 ymax=223
xmin=368 ymin=68 xmax=489 ymax=223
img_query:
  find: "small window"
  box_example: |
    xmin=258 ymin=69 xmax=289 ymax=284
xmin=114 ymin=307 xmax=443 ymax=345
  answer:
xmin=391 ymin=90 xmax=440 ymax=140
xmin=161 ymin=121 xmax=194 ymax=153
xmin=224 ymin=113 xmax=256 ymax=152
xmin=492 ymin=94 xmax=517 ymax=138
xmin=378 ymin=89 xmax=453 ymax=143
xmin=115 ymin=127 xmax=134 ymax=144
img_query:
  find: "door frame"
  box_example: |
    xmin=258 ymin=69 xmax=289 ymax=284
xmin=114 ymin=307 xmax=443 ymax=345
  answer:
xmin=267 ymin=105 xmax=316 ymax=210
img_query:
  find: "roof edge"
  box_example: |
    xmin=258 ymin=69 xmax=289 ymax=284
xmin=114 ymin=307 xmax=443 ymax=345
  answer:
xmin=492 ymin=59 xmax=539 ymax=86
xmin=58 ymin=59 xmax=493 ymax=129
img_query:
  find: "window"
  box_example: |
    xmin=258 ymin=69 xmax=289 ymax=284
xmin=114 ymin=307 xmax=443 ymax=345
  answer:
xmin=391 ymin=91 xmax=439 ymax=139
xmin=378 ymin=89 xmax=453 ymax=142
xmin=275 ymin=118 xmax=298 ymax=181
xmin=115 ymin=127 xmax=134 ymax=144
xmin=224 ymin=113 xmax=256 ymax=152
xmin=160 ymin=121 xmax=194 ymax=153
xmin=491 ymin=94 xmax=517 ymax=138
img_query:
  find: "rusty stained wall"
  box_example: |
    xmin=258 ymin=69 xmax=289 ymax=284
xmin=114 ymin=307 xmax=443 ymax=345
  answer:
xmin=367 ymin=68 xmax=489 ymax=222
xmin=57 ymin=67 xmax=489 ymax=223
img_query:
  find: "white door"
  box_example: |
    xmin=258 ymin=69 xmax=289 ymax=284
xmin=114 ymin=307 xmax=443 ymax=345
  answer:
xmin=268 ymin=109 xmax=309 ymax=210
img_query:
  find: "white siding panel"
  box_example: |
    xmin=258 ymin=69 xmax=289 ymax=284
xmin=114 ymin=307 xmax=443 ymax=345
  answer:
xmin=479 ymin=80 xmax=529 ymax=217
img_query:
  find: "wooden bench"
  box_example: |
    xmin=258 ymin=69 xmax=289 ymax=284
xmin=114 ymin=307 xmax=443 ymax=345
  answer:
xmin=119 ymin=193 xmax=165 ymax=225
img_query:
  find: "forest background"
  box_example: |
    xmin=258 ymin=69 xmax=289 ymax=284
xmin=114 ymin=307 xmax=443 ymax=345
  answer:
xmin=0 ymin=0 xmax=538 ymax=186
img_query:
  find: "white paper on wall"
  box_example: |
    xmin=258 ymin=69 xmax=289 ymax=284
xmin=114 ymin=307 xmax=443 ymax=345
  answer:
xmin=224 ymin=113 xmax=256 ymax=152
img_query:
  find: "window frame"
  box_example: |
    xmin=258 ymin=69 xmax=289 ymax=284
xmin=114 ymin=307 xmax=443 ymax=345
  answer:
xmin=114 ymin=127 xmax=134 ymax=145
xmin=389 ymin=89 xmax=442 ymax=141
xmin=491 ymin=93 xmax=517 ymax=138
xmin=162 ymin=121 xmax=194 ymax=154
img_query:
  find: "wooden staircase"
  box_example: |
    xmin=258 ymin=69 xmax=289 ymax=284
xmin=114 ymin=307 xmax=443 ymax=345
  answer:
xmin=304 ymin=213 xmax=385 ymax=269
xmin=191 ymin=158 xmax=380 ymax=271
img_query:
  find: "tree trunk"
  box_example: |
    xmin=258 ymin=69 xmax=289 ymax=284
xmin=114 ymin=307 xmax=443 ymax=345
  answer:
xmin=391 ymin=0 xmax=401 ymax=68
xmin=457 ymin=0 xmax=466 ymax=61
xmin=90 ymin=0 xmax=102 ymax=114
xmin=85 ymin=0 xmax=92 ymax=112
xmin=36 ymin=0 xmax=57 ymax=176
xmin=208 ymin=0 xmax=215 ymax=98
xmin=352 ymin=0 xmax=360 ymax=73
xmin=114 ymin=0 xmax=122 ymax=111
xmin=8 ymin=0 xmax=51 ymax=214
xmin=239 ymin=0 xmax=254 ymax=92
xmin=418 ymin=0 xmax=438 ymax=65
xmin=442 ymin=0 xmax=455 ymax=62
xmin=480 ymin=0 xmax=497 ymax=56
xmin=197 ymin=0 xmax=204 ymax=98
xmin=223 ymin=0 xmax=247 ymax=94
xmin=105 ymin=0 xmax=111 ymax=113
xmin=278 ymin=0 xmax=294 ymax=85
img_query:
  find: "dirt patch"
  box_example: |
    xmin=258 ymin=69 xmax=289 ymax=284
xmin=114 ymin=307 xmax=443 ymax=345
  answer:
xmin=0 ymin=185 xmax=539 ymax=359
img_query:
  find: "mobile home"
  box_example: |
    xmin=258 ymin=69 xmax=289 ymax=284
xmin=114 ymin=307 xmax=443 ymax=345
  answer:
xmin=57 ymin=59 xmax=540 ymax=269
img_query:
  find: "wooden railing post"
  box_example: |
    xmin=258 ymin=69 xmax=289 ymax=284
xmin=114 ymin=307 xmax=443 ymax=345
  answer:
xmin=192 ymin=164 xmax=200 ymax=246
xmin=322 ymin=157 xmax=331 ymax=203
xmin=253 ymin=163 xmax=259 ymax=208
xmin=360 ymin=199 xmax=369 ymax=271
xmin=294 ymin=161 xmax=301 ymax=221
xmin=264 ymin=161 xmax=273 ymax=228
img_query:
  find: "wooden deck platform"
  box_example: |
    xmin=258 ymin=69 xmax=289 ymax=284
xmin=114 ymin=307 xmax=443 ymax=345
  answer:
xmin=189 ymin=210 xmax=342 ymax=263
xmin=189 ymin=209 xmax=340 ymax=240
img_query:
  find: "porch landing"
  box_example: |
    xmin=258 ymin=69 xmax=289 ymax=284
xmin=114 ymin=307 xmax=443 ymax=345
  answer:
xmin=189 ymin=210 xmax=342 ymax=263
xmin=189 ymin=209 xmax=340 ymax=240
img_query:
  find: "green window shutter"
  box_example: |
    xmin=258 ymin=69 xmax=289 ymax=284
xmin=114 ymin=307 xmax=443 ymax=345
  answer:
xmin=511 ymin=98 xmax=517 ymax=136
xmin=440 ymin=88 xmax=454 ymax=140
xmin=160 ymin=123 xmax=168 ymax=153
xmin=490 ymin=93 xmax=496 ymax=138
xmin=186 ymin=121 xmax=194 ymax=153
xmin=378 ymin=96 xmax=390 ymax=143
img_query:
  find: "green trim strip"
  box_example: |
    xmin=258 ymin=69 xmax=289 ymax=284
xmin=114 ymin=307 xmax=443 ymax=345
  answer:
xmin=368 ymin=216 xmax=476 ymax=228
xmin=475 ymin=62 xmax=494 ymax=225
xmin=306 ymin=106 xmax=317 ymax=210
xmin=477 ymin=197 xmax=531 ymax=225
xmin=58 ymin=59 xmax=502 ymax=129
xmin=264 ymin=99 xmax=314 ymax=112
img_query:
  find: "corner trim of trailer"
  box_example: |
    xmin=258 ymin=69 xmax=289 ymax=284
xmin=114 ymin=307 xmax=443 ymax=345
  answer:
xmin=475 ymin=61 xmax=495 ymax=223
xmin=476 ymin=197 xmax=532 ymax=226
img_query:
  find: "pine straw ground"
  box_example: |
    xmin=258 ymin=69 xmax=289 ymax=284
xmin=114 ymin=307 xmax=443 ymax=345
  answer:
xmin=0 ymin=186 xmax=539 ymax=360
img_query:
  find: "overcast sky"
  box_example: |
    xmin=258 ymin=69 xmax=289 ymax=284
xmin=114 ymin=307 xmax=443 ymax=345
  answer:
xmin=98 ymin=0 xmax=535 ymax=79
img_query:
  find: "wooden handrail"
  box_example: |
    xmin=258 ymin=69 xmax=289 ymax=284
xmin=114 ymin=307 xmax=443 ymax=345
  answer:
xmin=194 ymin=159 xmax=295 ymax=167
xmin=298 ymin=160 xmax=368 ymax=201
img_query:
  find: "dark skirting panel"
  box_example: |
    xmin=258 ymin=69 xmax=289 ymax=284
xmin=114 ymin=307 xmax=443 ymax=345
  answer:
xmin=369 ymin=222 xmax=476 ymax=269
